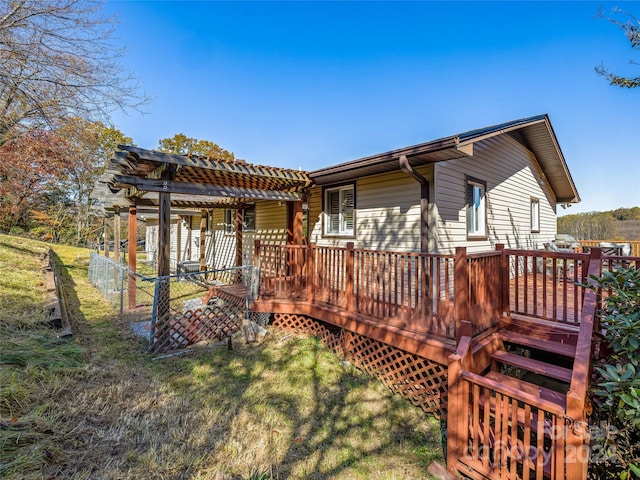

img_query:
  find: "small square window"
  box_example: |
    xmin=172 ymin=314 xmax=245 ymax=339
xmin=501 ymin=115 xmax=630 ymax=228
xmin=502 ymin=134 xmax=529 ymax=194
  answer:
xmin=531 ymin=198 xmax=540 ymax=232
xmin=466 ymin=176 xmax=487 ymax=238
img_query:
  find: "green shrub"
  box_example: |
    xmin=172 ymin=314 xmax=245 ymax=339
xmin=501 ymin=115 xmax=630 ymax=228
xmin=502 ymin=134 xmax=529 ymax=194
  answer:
xmin=584 ymin=267 xmax=640 ymax=479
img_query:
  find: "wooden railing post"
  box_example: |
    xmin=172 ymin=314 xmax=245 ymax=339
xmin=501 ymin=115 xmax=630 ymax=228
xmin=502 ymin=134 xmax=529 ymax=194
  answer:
xmin=307 ymin=243 xmax=316 ymax=302
xmin=495 ymin=243 xmax=507 ymax=316
xmin=454 ymin=247 xmax=469 ymax=339
xmin=447 ymin=326 xmax=472 ymax=476
xmin=446 ymin=352 xmax=462 ymax=473
xmin=345 ymin=242 xmax=355 ymax=312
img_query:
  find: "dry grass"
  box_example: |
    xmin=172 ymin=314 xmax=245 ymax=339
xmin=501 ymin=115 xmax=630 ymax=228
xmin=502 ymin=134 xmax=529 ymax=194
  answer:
xmin=0 ymin=234 xmax=443 ymax=479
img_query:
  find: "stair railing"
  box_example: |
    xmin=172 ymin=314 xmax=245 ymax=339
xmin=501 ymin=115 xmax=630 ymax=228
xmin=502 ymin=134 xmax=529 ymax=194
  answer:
xmin=565 ymin=247 xmax=602 ymax=480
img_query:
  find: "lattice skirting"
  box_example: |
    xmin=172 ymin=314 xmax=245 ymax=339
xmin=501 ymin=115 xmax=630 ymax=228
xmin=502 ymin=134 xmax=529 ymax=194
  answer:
xmin=271 ymin=313 xmax=448 ymax=417
xmin=151 ymin=301 xmax=243 ymax=354
xmin=272 ymin=313 xmax=344 ymax=355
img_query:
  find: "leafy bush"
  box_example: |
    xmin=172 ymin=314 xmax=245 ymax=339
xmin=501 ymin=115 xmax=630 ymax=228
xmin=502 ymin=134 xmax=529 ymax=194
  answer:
xmin=585 ymin=267 xmax=640 ymax=479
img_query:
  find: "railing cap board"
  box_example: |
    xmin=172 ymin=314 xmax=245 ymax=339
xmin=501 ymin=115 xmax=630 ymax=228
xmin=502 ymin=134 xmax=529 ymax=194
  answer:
xmin=460 ymin=370 xmax=565 ymax=415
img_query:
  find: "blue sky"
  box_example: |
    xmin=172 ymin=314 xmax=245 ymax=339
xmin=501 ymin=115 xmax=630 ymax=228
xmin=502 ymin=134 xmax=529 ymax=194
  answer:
xmin=105 ymin=1 xmax=639 ymax=215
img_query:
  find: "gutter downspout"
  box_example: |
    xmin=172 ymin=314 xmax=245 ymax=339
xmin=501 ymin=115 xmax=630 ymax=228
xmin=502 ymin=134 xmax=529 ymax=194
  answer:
xmin=399 ymin=155 xmax=430 ymax=253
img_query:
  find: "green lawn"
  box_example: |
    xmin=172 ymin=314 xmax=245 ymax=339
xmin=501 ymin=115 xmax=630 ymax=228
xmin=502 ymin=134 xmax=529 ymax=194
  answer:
xmin=0 ymin=233 xmax=443 ymax=479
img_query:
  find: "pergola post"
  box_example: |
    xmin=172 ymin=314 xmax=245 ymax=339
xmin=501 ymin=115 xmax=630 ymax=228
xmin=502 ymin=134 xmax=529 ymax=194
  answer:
xmin=158 ymin=192 xmax=171 ymax=277
xmin=235 ymin=208 xmax=243 ymax=280
xmin=113 ymin=207 xmax=121 ymax=263
xmin=176 ymin=215 xmax=182 ymax=267
xmin=292 ymin=200 xmax=303 ymax=246
xmin=156 ymin=191 xmax=171 ymax=330
xmin=127 ymin=206 xmax=137 ymax=310
xmin=199 ymin=210 xmax=207 ymax=272
xmin=103 ymin=218 xmax=110 ymax=258
xmin=185 ymin=216 xmax=192 ymax=260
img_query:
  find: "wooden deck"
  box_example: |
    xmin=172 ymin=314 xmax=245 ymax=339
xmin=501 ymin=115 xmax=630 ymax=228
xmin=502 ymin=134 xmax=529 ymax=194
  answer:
xmin=250 ymin=243 xmax=640 ymax=479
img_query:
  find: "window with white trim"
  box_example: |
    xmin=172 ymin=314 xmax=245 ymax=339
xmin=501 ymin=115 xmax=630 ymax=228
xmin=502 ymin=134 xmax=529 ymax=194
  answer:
xmin=466 ymin=177 xmax=487 ymax=238
xmin=324 ymin=184 xmax=355 ymax=236
xmin=531 ymin=197 xmax=540 ymax=232
xmin=243 ymin=204 xmax=256 ymax=232
xmin=223 ymin=209 xmax=234 ymax=235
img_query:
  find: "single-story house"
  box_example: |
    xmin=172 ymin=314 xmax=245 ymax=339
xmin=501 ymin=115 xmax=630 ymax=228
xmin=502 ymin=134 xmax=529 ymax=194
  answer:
xmin=143 ymin=113 xmax=579 ymax=270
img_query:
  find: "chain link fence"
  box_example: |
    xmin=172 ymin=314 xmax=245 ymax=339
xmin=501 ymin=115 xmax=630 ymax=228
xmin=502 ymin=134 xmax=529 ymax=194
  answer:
xmin=88 ymin=253 xmax=260 ymax=354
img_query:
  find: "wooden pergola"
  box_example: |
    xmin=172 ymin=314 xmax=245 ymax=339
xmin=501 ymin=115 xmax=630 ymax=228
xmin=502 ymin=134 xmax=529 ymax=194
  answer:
xmin=95 ymin=145 xmax=312 ymax=310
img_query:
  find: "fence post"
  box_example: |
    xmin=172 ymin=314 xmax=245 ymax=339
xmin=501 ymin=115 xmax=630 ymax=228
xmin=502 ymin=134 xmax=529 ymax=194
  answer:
xmin=119 ymin=264 xmax=125 ymax=318
xmin=345 ymin=242 xmax=355 ymax=312
xmin=454 ymin=247 xmax=469 ymax=339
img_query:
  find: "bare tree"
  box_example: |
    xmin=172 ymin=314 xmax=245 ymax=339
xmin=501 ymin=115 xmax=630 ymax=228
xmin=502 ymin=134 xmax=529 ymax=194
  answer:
xmin=0 ymin=0 xmax=147 ymax=142
xmin=595 ymin=7 xmax=640 ymax=88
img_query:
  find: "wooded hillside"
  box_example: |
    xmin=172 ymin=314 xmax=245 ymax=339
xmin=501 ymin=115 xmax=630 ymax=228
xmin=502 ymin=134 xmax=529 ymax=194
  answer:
xmin=558 ymin=207 xmax=640 ymax=240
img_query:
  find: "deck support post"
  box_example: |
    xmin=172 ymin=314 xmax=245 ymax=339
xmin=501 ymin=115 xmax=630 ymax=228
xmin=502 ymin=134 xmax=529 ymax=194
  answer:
xmin=454 ymin=247 xmax=469 ymax=339
xmin=127 ymin=205 xmax=137 ymax=310
xmin=200 ymin=210 xmax=207 ymax=272
xmin=113 ymin=207 xmax=121 ymax=263
xmin=345 ymin=242 xmax=355 ymax=312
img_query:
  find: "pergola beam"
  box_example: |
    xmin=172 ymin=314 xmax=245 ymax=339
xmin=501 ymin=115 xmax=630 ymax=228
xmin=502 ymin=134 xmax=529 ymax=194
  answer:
xmin=112 ymin=174 xmax=303 ymax=202
xmin=115 ymin=145 xmax=310 ymax=186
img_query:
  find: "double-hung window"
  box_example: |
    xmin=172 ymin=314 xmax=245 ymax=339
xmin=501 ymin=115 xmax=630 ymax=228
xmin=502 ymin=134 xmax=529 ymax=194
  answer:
xmin=324 ymin=184 xmax=355 ymax=236
xmin=224 ymin=206 xmax=256 ymax=234
xmin=466 ymin=176 xmax=487 ymax=238
xmin=223 ymin=209 xmax=234 ymax=235
xmin=243 ymin=204 xmax=256 ymax=232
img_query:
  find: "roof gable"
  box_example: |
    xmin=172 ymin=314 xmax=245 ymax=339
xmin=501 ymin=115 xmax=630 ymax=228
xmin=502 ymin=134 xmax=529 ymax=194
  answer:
xmin=310 ymin=114 xmax=580 ymax=204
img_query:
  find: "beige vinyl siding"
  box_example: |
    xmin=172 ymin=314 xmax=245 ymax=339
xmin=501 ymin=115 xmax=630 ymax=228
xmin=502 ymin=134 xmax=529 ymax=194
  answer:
xmin=308 ymin=185 xmax=324 ymax=244
xmin=208 ymin=209 xmax=236 ymax=270
xmin=144 ymin=216 xmax=199 ymax=270
xmin=145 ymin=203 xmax=288 ymax=273
xmin=206 ymin=202 xmax=288 ymax=269
xmin=433 ymin=135 xmax=556 ymax=254
xmin=243 ymin=201 xmax=288 ymax=264
xmin=309 ymin=168 xmax=432 ymax=252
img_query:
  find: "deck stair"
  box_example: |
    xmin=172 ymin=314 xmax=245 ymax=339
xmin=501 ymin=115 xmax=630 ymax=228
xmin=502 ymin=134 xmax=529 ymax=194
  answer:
xmin=447 ymin=318 xmax=590 ymax=479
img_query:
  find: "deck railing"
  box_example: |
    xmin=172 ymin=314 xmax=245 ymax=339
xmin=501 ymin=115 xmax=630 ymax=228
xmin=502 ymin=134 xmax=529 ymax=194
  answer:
xmin=502 ymin=249 xmax=589 ymax=325
xmin=256 ymin=241 xmax=640 ymax=338
xmin=579 ymin=239 xmax=640 ymax=257
xmin=255 ymin=241 xmax=511 ymax=339
xmin=467 ymin=250 xmax=504 ymax=336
